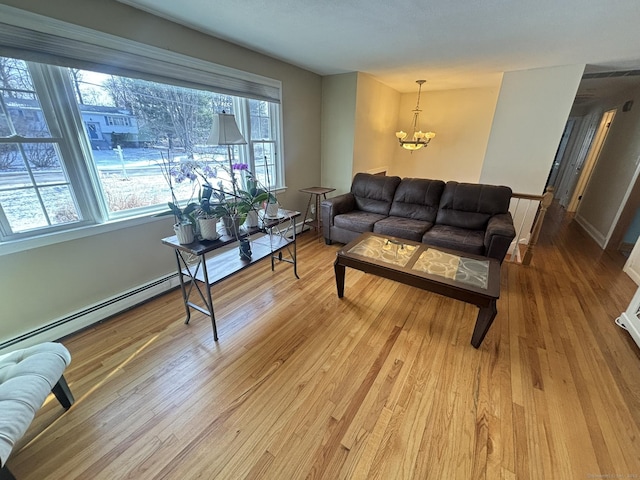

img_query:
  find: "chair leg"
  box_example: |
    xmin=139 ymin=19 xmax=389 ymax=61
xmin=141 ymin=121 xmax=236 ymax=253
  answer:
xmin=51 ymin=375 xmax=74 ymax=410
xmin=0 ymin=465 xmax=16 ymax=480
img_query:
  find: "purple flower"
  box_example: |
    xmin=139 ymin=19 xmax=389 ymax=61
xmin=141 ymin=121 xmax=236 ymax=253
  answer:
xmin=232 ymin=163 xmax=249 ymax=171
xmin=202 ymin=165 xmax=217 ymax=178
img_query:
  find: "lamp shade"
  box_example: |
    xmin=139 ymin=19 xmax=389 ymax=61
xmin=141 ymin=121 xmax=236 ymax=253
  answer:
xmin=207 ymin=113 xmax=247 ymax=145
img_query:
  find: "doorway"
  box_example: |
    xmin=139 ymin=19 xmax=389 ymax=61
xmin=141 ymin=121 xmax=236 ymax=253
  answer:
xmin=567 ymin=109 xmax=616 ymax=212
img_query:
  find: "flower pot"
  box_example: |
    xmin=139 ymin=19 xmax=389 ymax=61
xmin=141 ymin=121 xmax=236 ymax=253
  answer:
xmin=265 ymin=201 xmax=279 ymax=219
xmin=198 ymin=216 xmax=219 ymax=240
xmin=239 ymin=238 xmax=252 ymax=260
xmin=245 ymin=210 xmax=259 ymax=228
xmin=174 ymin=222 xmax=195 ymax=244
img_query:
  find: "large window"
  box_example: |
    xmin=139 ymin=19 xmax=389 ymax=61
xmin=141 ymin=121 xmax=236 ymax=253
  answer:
xmin=0 ymin=55 xmax=282 ymax=242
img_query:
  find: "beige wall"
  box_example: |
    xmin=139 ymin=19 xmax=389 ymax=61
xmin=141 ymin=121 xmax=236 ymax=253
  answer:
xmin=321 ymin=73 xmax=357 ymax=195
xmin=480 ymin=64 xmax=585 ymax=193
xmin=389 ymin=86 xmax=501 ymax=182
xmin=322 ymin=75 xmax=501 ymax=189
xmin=352 ymin=73 xmax=400 ymax=177
xmin=0 ymin=0 xmax=322 ymax=345
xmin=576 ymin=83 xmax=640 ymax=245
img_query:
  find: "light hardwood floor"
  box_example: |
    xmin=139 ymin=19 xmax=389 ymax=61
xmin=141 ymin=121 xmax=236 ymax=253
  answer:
xmin=8 ymin=204 xmax=640 ymax=479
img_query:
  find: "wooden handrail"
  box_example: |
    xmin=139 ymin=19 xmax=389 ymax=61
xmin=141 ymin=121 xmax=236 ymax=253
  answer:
xmin=509 ymin=186 xmax=554 ymax=265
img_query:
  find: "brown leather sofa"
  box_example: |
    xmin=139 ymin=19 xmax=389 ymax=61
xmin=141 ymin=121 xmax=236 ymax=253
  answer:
xmin=321 ymin=172 xmax=516 ymax=263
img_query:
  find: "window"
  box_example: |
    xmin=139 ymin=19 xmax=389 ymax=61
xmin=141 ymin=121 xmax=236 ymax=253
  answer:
xmin=0 ymin=55 xmax=283 ymax=242
xmin=105 ymin=116 xmax=131 ymax=127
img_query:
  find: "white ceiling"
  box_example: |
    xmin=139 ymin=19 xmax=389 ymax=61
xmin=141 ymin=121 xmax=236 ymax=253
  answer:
xmin=117 ymin=0 xmax=640 ymax=95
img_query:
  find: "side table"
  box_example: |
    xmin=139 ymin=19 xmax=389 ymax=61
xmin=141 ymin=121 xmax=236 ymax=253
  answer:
xmin=299 ymin=186 xmax=335 ymax=238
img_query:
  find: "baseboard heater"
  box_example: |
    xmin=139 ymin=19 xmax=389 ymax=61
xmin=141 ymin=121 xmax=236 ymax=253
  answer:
xmin=1 ymin=223 xmax=313 ymax=351
xmin=0 ymin=273 xmax=180 ymax=351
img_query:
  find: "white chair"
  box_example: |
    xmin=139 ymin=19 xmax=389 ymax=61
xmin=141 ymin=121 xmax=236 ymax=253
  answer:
xmin=0 ymin=342 xmax=74 ymax=480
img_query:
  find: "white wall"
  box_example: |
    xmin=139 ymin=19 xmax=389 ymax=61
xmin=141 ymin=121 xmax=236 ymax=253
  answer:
xmin=0 ymin=0 xmax=323 ymax=346
xmin=576 ymin=83 xmax=640 ymax=247
xmin=480 ymin=65 xmax=585 ymax=194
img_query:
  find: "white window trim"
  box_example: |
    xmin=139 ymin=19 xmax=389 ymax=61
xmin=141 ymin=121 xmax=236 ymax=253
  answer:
xmin=0 ymin=4 xmax=288 ymax=255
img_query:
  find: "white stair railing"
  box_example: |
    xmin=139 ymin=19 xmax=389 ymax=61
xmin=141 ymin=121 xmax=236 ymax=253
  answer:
xmin=506 ymin=187 xmax=554 ymax=265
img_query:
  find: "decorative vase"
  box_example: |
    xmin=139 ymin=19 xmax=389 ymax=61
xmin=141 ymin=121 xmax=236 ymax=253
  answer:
xmin=198 ymin=216 xmax=219 ymax=240
xmin=245 ymin=209 xmax=259 ymax=228
xmin=239 ymin=238 xmax=252 ymax=260
xmin=174 ymin=222 xmax=195 ymax=245
xmin=266 ymin=201 xmax=279 ymax=218
xmin=222 ymin=215 xmax=242 ymax=237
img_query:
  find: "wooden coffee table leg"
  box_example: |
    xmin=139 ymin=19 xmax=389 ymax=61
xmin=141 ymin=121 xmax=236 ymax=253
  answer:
xmin=334 ymin=260 xmax=345 ymax=298
xmin=471 ymin=299 xmax=497 ymax=348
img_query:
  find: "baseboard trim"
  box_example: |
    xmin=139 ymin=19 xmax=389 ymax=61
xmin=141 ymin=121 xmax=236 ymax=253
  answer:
xmin=0 ymin=273 xmax=181 ymax=352
xmin=574 ymin=213 xmax=606 ymax=248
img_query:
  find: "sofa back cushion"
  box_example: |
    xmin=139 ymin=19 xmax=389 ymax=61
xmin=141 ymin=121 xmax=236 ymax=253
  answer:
xmin=389 ymin=178 xmax=445 ymax=222
xmin=351 ymin=173 xmax=401 ymax=215
xmin=436 ymin=181 xmax=512 ymax=230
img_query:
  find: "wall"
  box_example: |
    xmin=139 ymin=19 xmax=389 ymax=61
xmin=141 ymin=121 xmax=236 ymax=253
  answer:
xmin=390 ymin=86 xmax=501 ymax=182
xmin=352 ymin=73 xmax=400 ymax=177
xmin=623 ymin=209 xmax=640 ymax=244
xmin=480 ymin=65 xmax=585 ymax=194
xmin=0 ymin=0 xmax=322 ymax=346
xmin=321 ymin=75 xmax=502 ymax=190
xmin=575 ymin=83 xmax=640 ymax=246
xmin=321 ymin=73 xmax=357 ymax=195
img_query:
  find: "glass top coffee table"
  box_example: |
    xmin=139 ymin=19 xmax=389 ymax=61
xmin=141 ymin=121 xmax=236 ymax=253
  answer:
xmin=334 ymin=232 xmax=501 ymax=348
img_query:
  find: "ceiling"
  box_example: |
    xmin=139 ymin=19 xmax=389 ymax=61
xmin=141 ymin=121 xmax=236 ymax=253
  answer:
xmin=117 ymin=0 xmax=640 ymax=98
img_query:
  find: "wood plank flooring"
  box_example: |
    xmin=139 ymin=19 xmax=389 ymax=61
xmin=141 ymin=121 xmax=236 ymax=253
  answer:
xmin=8 ymin=203 xmax=640 ymax=479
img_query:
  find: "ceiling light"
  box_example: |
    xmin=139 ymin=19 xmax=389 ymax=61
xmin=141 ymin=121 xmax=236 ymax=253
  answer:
xmin=395 ymin=80 xmax=436 ymax=151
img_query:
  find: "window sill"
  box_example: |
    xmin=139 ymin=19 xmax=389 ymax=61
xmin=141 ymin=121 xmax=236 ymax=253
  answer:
xmin=0 ymin=186 xmax=288 ymax=257
xmin=0 ymin=214 xmax=170 ymax=257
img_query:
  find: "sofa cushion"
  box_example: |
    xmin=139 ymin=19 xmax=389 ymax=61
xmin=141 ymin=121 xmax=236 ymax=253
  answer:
xmin=334 ymin=211 xmax=387 ymax=233
xmin=373 ymin=216 xmax=433 ymax=242
xmin=389 ymin=178 xmax=445 ymax=222
xmin=351 ymin=173 xmax=401 ymax=215
xmin=422 ymin=225 xmax=485 ymax=255
xmin=436 ymin=181 xmax=512 ymax=230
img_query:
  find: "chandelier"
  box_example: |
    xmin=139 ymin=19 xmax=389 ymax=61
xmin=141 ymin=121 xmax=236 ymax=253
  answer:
xmin=395 ymin=80 xmax=436 ymax=151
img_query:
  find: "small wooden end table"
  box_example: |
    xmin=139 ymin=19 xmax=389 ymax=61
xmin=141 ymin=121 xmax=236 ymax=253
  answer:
xmin=299 ymin=186 xmax=335 ymax=237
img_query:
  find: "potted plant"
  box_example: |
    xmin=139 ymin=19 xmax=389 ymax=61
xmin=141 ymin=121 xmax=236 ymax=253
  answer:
xmin=241 ymin=176 xmax=271 ymax=227
xmin=154 ymin=151 xmax=199 ymax=244
xmin=157 ymin=201 xmax=196 ymax=244
xmin=197 ymin=184 xmax=220 ymax=241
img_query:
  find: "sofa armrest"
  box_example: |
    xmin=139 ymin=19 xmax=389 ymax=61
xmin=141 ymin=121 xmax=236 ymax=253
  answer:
xmin=484 ymin=212 xmax=516 ymax=262
xmin=321 ymin=193 xmax=355 ymax=239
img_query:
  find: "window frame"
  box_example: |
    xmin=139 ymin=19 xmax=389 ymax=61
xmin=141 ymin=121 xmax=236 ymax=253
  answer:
xmin=0 ymin=5 xmax=285 ymax=255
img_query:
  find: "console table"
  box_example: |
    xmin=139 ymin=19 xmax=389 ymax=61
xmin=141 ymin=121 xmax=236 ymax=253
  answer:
xmin=162 ymin=209 xmax=300 ymax=341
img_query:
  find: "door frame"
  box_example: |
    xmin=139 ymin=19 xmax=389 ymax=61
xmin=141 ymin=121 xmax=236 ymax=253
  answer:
xmin=568 ymin=109 xmax=616 ymax=212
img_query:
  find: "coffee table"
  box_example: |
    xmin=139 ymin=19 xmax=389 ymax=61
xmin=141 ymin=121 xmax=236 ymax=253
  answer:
xmin=333 ymin=232 xmax=501 ymax=348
